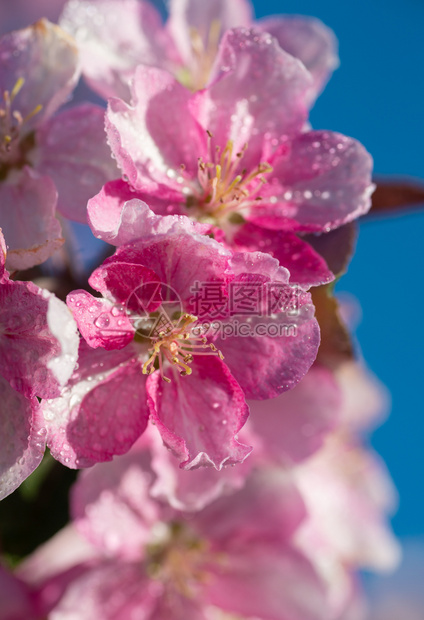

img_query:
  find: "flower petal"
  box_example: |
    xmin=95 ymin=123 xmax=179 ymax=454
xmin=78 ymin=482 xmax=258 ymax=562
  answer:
xmin=60 ymin=0 xmax=176 ymax=100
xmin=71 ymin=442 xmax=160 ymax=558
xmin=233 ymin=222 xmax=334 ymax=287
xmin=205 ymin=543 xmax=328 ymax=620
xmin=45 ymin=561 xmax=161 ymax=620
xmin=0 ymin=376 xmax=46 ymax=500
xmin=147 ymin=356 xmax=251 ymax=470
xmin=0 ymin=228 xmax=7 ymax=280
xmin=194 ymin=467 xmax=305 ymax=545
xmin=258 ymin=16 xmax=339 ymax=104
xmin=149 ymin=424 xmax=249 ymax=512
xmin=0 ymin=19 xmax=79 ymax=128
xmin=106 ymin=65 xmax=206 ymax=192
xmin=0 ymin=280 xmax=77 ymax=398
xmin=36 ymin=103 xmax=118 ymax=222
xmin=98 ymin=231 xmax=230 ymax=309
xmin=1 ymin=167 xmax=63 ymax=272
xmin=168 ymin=0 xmax=252 ymax=71
xmin=249 ymin=365 xmax=341 ymax=464
xmin=43 ymin=346 xmax=148 ymax=467
xmin=194 ymin=27 xmax=312 ymax=168
xmin=215 ymin=301 xmax=320 ymax=400
xmin=296 ymin=438 xmax=401 ymax=574
xmin=67 ymin=290 xmax=135 ymax=350
xmin=88 ymin=256 xmax=162 ymax=315
xmin=249 ymin=131 xmax=374 ymax=232
xmin=88 ymin=186 xmax=204 ymax=246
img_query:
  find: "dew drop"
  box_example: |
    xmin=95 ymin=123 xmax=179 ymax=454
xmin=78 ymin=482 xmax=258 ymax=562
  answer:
xmin=94 ymin=313 xmax=110 ymax=329
xmin=111 ymin=304 xmax=125 ymax=317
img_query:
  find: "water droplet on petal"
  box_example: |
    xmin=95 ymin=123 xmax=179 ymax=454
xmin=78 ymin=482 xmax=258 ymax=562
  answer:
xmin=111 ymin=304 xmax=125 ymax=317
xmin=94 ymin=314 xmax=110 ymax=329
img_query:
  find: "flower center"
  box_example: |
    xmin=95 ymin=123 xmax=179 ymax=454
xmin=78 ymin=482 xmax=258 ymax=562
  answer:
xmin=0 ymin=77 xmax=42 ymax=177
xmin=140 ymin=312 xmax=223 ymax=383
xmin=187 ymin=131 xmax=273 ymax=225
xmin=147 ymin=522 xmax=208 ymax=598
xmin=177 ymin=20 xmax=222 ymax=91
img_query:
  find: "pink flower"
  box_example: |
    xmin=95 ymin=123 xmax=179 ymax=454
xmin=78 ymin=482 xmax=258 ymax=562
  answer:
xmin=294 ymin=435 xmax=401 ymax=618
xmin=88 ymin=28 xmax=372 ymax=287
xmin=237 ymin=359 xmax=400 ymax=618
xmin=21 ymin=450 xmax=330 ymax=620
xmin=0 ymin=229 xmax=79 ymax=499
xmin=60 ymin=0 xmax=338 ymax=102
xmin=0 ymin=19 xmax=117 ymax=271
xmin=247 ymin=363 xmax=342 ymax=466
xmin=41 ymin=206 xmax=319 ymax=470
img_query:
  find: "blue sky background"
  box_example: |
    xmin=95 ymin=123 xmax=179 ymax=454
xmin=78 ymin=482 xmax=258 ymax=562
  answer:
xmin=252 ymin=0 xmax=424 ymax=539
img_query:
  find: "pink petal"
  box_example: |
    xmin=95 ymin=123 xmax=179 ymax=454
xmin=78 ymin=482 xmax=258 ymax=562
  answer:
xmin=0 ymin=19 xmax=79 ymax=128
xmin=205 ymin=544 xmax=328 ymax=620
xmin=146 ymin=357 xmax=251 ymax=470
xmin=43 ymin=347 xmax=149 ymax=467
xmin=296 ymin=438 xmax=401 ymax=573
xmin=228 ymin=249 xmax=290 ymax=283
xmin=71 ymin=444 xmax=160 ymax=559
xmin=60 ymin=0 xmax=176 ymax=100
xmin=233 ymin=222 xmax=334 ymax=287
xmin=0 ymin=229 xmax=7 ymax=280
xmin=0 ymin=376 xmax=45 ymax=500
xmin=168 ymin=0 xmax=252 ymax=70
xmin=249 ymin=365 xmax=341 ymax=464
xmin=148 ymin=594 xmax=207 ymax=620
xmin=45 ymin=561 xmax=161 ymax=620
xmin=36 ymin=103 xmax=118 ymax=222
xmin=258 ymin=16 xmax=339 ymax=104
xmin=194 ymin=27 xmax=312 ymax=168
xmin=67 ymin=290 xmax=135 ymax=350
xmin=336 ymin=361 xmax=390 ymax=432
xmin=1 ymin=167 xmax=63 ymax=271
xmin=0 ymin=280 xmax=77 ymax=399
xmin=106 ymin=64 xmax=206 ymax=192
xmin=88 ymin=187 xmax=205 ymax=246
xmin=194 ymin=467 xmax=305 ymax=545
xmin=215 ymin=302 xmax=320 ymax=400
xmin=249 ymin=131 xmax=374 ymax=232
xmin=88 ymin=257 xmax=162 ymax=315
xmin=17 ymin=524 xmax=101 ymax=589
xmin=149 ymin=424 xmax=249 ymax=512
xmin=97 ymin=232 xmax=230 ymax=309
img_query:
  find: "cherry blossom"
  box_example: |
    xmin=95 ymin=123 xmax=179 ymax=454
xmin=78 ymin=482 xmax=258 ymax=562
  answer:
xmin=41 ymin=206 xmax=319 ymax=470
xmin=88 ymin=28 xmax=372 ymax=287
xmin=60 ymin=0 xmax=338 ymax=102
xmin=0 ymin=19 xmax=117 ymax=271
xmin=18 ymin=452 xmax=330 ymax=620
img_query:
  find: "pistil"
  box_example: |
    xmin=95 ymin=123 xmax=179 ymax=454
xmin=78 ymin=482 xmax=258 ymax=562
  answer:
xmin=191 ymin=130 xmax=273 ymax=223
xmin=0 ymin=77 xmax=42 ymax=169
xmin=142 ymin=313 xmax=223 ymax=383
